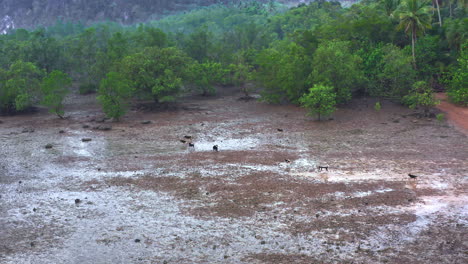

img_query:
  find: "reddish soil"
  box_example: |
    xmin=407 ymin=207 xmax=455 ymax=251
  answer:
xmin=435 ymin=92 xmax=468 ymax=134
xmin=0 ymin=88 xmax=467 ymax=263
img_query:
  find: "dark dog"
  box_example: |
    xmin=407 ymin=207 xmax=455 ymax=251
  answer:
xmin=189 ymin=143 xmax=195 ymax=147
xmin=318 ymin=166 xmax=328 ymax=171
xmin=213 ymin=145 xmax=218 ymax=151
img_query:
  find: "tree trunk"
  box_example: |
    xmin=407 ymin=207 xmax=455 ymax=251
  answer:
xmin=449 ymin=1 xmax=452 ymax=17
xmin=411 ymin=26 xmax=417 ymax=68
xmin=435 ymin=0 xmax=442 ymax=26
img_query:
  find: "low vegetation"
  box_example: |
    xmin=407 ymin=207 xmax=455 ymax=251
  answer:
xmin=0 ymin=0 xmax=466 ymax=118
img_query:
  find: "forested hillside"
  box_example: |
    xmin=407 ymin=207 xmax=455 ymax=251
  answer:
xmin=0 ymin=0 xmax=324 ymax=32
xmin=0 ymin=0 xmax=466 ymax=118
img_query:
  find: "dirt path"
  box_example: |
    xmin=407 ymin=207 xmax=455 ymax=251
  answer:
xmin=436 ymin=93 xmax=468 ymax=134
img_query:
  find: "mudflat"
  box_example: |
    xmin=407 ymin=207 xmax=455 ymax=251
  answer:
xmin=1 ymin=90 xmax=467 ymax=264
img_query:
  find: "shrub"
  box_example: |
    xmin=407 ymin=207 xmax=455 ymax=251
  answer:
xmin=299 ymin=84 xmax=337 ymax=121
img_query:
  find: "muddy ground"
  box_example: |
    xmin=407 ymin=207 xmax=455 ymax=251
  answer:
xmin=0 ymin=88 xmax=467 ymax=264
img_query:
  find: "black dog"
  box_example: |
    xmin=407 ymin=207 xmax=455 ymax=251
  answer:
xmin=213 ymin=145 xmax=218 ymax=151
xmin=318 ymin=166 xmax=328 ymax=171
xmin=189 ymin=143 xmax=195 ymax=147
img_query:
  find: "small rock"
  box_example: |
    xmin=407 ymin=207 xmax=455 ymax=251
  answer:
xmin=18 ymin=181 xmax=22 ymax=184
xmin=81 ymin=138 xmax=92 ymax=142
xmin=141 ymin=120 xmax=151 ymax=125
xmin=96 ymin=118 xmax=106 ymax=123
xmin=45 ymin=144 xmax=53 ymax=149
xmin=412 ymin=120 xmax=418 ymax=123
xmin=22 ymin=128 xmax=34 ymax=133
xmin=260 ymin=241 xmax=266 ymax=245
xmin=134 ymin=239 xmax=140 ymax=243
xmin=33 ymin=208 xmax=37 ymax=212
xmin=277 ymin=128 xmax=283 ymax=132
xmin=82 ymin=125 xmax=90 ymax=129
xmin=224 ymin=255 xmax=229 ymax=259
xmin=94 ymin=124 xmax=112 ymax=131
xmin=97 ymin=168 xmax=101 ymax=171
xmin=184 ymin=135 xmax=192 ymax=139
xmin=59 ymin=130 xmax=65 ymax=134
xmin=75 ymin=199 xmax=81 ymax=204
xmin=392 ymin=119 xmax=400 ymax=123
xmin=30 ymin=242 xmax=35 ymax=247
xmin=316 ymin=213 xmax=320 ymax=218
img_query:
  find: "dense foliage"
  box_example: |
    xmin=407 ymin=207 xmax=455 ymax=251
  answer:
xmin=40 ymin=70 xmax=72 ymax=118
xmin=0 ymin=0 xmax=466 ymax=118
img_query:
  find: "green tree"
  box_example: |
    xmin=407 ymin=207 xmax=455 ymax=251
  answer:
xmin=396 ymin=0 xmax=433 ymax=65
xmin=118 ymin=47 xmax=190 ymax=103
xmin=381 ymin=0 xmax=401 ymax=16
xmin=97 ymin=72 xmax=132 ymax=120
xmin=132 ymin=25 xmax=167 ymax=49
xmin=447 ymin=42 xmax=468 ymax=105
xmin=40 ymin=70 xmax=72 ymax=118
xmin=402 ymin=81 xmax=439 ymax=115
xmin=300 ymin=84 xmax=337 ymax=121
xmin=189 ymin=61 xmax=224 ymax=96
xmin=72 ymin=28 xmax=99 ymax=93
xmin=184 ymin=28 xmax=213 ymax=62
xmin=308 ymin=40 xmax=365 ymax=104
xmin=256 ymin=41 xmax=310 ymax=104
xmin=0 ymin=61 xmax=42 ymax=113
xmin=363 ymin=44 xmax=416 ymax=98
xmin=444 ymin=18 xmax=468 ymax=53
xmin=227 ymin=63 xmax=252 ymax=97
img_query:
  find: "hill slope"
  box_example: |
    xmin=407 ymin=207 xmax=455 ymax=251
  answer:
xmin=0 ymin=0 xmax=330 ymax=32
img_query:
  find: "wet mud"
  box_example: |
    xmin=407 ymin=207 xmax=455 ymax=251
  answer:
xmin=0 ymin=90 xmax=467 ymax=263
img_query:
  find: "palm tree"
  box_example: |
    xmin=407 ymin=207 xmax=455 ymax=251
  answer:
xmin=396 ymin=0 xmax=433 ymax=66
xmin=445 ymin=18 xmax=467 ymax=52
xmin=382 ymin=0 xmax=401 ymax=16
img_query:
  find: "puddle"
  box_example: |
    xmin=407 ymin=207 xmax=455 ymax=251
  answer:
xmin=191 ymin=137 xmax=260 ymax=151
